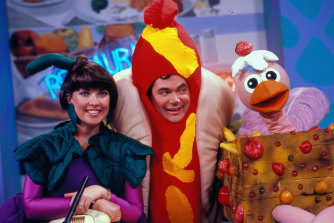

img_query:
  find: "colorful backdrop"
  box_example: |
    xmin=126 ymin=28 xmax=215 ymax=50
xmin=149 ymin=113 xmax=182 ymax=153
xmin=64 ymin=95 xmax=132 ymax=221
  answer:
xmin=0 ymin=0 xmax=333 ymax=203
xmin=278 ymin=0 xmax=334 ymax=127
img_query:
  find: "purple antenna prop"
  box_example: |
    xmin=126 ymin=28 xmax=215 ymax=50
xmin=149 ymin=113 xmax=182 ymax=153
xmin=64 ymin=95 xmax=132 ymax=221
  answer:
xmin=63 ymin=176 xmax=89 ymax=223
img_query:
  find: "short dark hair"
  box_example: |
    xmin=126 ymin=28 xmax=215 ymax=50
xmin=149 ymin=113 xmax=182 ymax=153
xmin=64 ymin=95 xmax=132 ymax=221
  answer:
xmin=59 ymin=55 xmax=118 ymax=115
xmin=147 ymin=74 xmax=172 ymax=100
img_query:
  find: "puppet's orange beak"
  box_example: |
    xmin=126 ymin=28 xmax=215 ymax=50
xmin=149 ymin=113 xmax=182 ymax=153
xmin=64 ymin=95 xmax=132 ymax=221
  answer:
xmin=249 ymin=81 xmax=289 ymax=112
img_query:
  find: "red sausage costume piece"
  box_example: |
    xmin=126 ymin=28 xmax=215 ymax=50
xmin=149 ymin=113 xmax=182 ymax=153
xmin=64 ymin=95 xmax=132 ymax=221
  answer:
xmin=132 ymin=0 xmax=202 ymax=222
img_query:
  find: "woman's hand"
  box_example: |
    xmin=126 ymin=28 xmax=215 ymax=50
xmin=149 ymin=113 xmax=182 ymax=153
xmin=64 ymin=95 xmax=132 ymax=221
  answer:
xmin=93 ymin=199 xmax=121 ymax=222
xmin=64 ymin=185 xmax=109 ymax=214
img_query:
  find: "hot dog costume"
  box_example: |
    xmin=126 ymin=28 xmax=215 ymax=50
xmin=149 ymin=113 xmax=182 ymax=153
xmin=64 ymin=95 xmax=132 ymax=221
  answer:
xmin=111 ymin=0 xmax=235 ymax=222
xmin=132 ymin=0 xmax=202 ymax=222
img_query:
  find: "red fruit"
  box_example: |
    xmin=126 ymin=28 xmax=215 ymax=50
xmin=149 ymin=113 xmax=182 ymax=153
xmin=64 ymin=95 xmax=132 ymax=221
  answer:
xmin=218 ymin=186 xmax=230 ymax=205
xmin=244 ymin=139 xmax=264 ymax=159
xmin=273 ymin=186 xmax=279 ymax=192
xmin=313 ymin=134 xmax=319 ymax=140
xmin=216 ymin=171 xmax=224 ymax=180
xmin=292 ymin=170 xmax=298 ymax=177
xmin=235 ymin=203 xmax=244 ymax=223
xmin=235 ymin=41 xmax=253 ymax=56
xmin=229 ymin=163 xmax=237 ymax=175
xmin=272 ymin=163 xmax=285 ymax=175
xmin=9 ymin=30 xmax=40 ymax=57
xmin=312 ymin=165 xmax=319 ymax=172
xmin=309 ymin=126 xmax=321 ymax=131
xmin=328 ymin=123 xmax=334 ymax=130
xmin=242 ymin=162 xmax=249 ymax=169
xmin=299 ymin=141 xmax=312 ymax=154
xmin=230 ymin=205 xmax=236 ymax=214
xmin=218 ymin=159 xmax=230 ymax=174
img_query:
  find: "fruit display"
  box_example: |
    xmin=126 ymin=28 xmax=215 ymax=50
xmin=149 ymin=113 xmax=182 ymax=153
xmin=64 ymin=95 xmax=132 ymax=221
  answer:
xmin=53 ymin=28 xmax=79 ymax=52
xmin=9 ymin=29 xmax=69 ymax=78
xmin=35 ymin=33 xmax=68 ymax=54
xmin=104 ymin=24 xmax=135 ymax=39
xmin=77 ymin=26 xmax=95 ymax=50
xmin=9 ymin=30 xmax=40 ymax=57
xmin=8 ymin=27 xmax=94 ymax=79
xmin=10 ymin=30 xmax=68 ymax=57
xmin=218 ymin=125 xmax=334 ymax=222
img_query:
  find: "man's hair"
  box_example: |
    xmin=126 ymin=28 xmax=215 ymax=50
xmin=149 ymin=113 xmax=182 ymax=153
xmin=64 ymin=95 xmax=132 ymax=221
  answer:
xmin=146 ymin=74 xmax=172 ymax=100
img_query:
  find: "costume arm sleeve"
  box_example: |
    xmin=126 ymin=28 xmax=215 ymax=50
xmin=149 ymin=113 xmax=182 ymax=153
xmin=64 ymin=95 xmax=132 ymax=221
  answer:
xmin=109 ymin=180 xmax=143 ymax=222
xmin=272 ymin=205 xmax=315 ymax=223
xmin=23 ymin=174 xmax=71 ymax=220
xmin=312 ymin=206 xmax=334 ymax=223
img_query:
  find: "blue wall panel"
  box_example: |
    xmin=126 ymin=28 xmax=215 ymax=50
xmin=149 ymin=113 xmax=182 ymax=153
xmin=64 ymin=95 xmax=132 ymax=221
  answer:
xmin=0 ymin=0 xmax=21 ymax=203
xmin=279 ymin=0 xmax=334 ymax=128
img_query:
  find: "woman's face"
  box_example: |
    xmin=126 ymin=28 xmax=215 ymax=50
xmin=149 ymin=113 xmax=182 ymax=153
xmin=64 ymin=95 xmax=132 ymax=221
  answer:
xmin=68 ymin=88 xmax=110 ymax=128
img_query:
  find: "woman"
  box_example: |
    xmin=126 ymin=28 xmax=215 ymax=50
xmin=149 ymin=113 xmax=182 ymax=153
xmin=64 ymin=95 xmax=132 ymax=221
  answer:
xmin=0 ymin=54 xmax=153 ymax=222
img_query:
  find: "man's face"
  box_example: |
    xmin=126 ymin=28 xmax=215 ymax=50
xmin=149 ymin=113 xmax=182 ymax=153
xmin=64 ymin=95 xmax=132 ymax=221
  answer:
xmin=151 ymin=75 xmax=191 ymax=123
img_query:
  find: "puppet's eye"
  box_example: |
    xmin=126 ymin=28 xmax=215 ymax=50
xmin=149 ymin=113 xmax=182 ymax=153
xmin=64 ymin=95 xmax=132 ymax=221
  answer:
xmin=261 ymin=68 xmax=280 ymax=82
xmin=244 ymin=74 xmax=262 ymax=93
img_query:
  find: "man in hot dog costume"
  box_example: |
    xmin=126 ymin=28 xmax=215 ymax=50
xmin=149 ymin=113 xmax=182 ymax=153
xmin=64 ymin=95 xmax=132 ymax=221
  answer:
xmin=111 ymin=0 xmax=234 ymax=222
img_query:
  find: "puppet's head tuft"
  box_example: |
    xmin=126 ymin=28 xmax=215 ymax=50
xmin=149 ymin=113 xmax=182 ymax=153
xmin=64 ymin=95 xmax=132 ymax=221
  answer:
xmin=235 ymin=41 xmax=253 ymax=57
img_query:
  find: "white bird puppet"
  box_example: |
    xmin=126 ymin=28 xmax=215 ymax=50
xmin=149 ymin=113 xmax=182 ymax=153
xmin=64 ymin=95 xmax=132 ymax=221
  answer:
xmin=232 ymin=41 xmax=329 ymax=135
